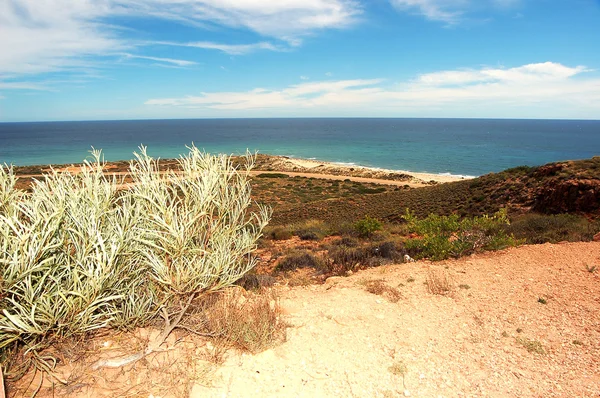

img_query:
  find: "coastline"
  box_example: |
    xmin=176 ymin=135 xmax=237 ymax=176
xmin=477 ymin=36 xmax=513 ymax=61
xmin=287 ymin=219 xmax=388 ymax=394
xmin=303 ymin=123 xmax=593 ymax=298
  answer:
xmin=254 ymin=154 xmax=471 ymax=184
xmin=11 ymin=154 xmax=471 ymax=188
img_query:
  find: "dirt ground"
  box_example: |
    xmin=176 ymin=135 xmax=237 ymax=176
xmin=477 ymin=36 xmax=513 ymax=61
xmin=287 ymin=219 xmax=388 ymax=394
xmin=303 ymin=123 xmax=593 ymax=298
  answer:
xmin=191 ymin=242 xmax=600 ymax=398
xmin=11 ymin=242 xmax=600 ymax=397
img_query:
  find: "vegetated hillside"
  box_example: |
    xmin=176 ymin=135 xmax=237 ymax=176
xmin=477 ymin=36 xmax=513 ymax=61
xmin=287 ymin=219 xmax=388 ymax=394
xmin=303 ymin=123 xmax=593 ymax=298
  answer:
xmin=270 ymin=157 xmax=600 ymax=226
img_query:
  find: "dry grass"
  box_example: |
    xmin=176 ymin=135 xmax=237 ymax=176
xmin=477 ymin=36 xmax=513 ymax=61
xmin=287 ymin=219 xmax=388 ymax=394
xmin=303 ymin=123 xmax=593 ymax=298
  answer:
xmin=9 ymin=287 xmax=286 ymax=397
xmin=516 ymin=337 xmax=546 ymax=355
xmin=186 ymin=287 xmax=287 ymax=355
xmin=364 ymin=280 xmax=403 ymax=303
xmin=426 ymin=270 xmax=453 ymax=295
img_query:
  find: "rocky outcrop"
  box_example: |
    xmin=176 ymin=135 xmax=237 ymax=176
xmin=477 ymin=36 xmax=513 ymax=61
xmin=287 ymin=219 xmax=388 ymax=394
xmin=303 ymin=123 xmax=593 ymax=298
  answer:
xmin=532 ymin=179 xmax=600 ymax=214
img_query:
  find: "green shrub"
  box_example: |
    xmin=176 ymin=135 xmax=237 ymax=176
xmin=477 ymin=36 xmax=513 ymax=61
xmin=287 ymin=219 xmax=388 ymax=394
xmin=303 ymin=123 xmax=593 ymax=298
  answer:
xmin=354 ymin=216 xmax=383 ymax=238
xmin=403 ymin=209 xmax=521 ymax=261
xmin=0 ymin=146 xmax=270 ymax=378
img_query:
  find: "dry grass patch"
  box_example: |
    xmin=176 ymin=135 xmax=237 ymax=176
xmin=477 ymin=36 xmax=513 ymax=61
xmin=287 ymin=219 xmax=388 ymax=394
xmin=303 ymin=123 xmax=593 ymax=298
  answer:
xmin=185 ymin=287 xmax=287 ymax=355
xmin=363 ymin=280 xmax=403 ymax=303
xmin=426 ymin=270 xmax=453 ymax=295
xmin=516 ymin=337 xmax=546 ymax=355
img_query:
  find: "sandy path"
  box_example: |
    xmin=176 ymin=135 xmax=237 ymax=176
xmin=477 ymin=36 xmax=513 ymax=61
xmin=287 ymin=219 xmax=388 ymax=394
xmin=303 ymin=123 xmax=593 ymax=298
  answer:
xmin=191 ymin=242 xmax=600 ymax=398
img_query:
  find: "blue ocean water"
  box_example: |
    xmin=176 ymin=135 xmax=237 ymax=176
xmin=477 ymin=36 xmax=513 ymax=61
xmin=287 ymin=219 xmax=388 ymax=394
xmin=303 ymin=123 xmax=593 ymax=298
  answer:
xmin=0 ymin=118 xmax=598 ymax=176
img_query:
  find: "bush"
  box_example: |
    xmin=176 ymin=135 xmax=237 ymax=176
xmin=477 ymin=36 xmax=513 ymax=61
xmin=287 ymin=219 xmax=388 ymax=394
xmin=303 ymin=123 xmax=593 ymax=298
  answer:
xmin=334 ymin=236 xmax=360 ymax=247
xmin=255 ymin=173 xmax=289 ymax=179
xmin=326 ymin=240 xmax=401 ymax=274
xmin=354 ymin=216 xmax=382 ymax=238
xmin=403 ymin=209 xmax=521 ymax=261
xmin=291 ymin=219 xmax=330 ymax=241
xmin=265 ymin=226 xmax=293 ymax=240
xmin=275 ymin=250 xmax=325 ymax=273
xmin=0 ymin=146 xmax=270 ymax=378
xmin=507 ymin=213 xmax=598 ymax=243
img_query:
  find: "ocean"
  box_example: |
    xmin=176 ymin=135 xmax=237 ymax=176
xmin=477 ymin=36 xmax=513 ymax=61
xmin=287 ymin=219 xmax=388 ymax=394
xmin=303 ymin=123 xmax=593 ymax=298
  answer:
xmin=0 ymin=118 xmax=598 ymax=177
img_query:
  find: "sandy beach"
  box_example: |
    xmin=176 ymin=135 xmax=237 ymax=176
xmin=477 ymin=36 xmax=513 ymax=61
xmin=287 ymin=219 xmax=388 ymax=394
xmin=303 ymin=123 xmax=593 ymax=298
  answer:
xmin=18 ymin=154 xmax=470 ymax=189
xmin=254 ymin=155 xmax=470 ymax=185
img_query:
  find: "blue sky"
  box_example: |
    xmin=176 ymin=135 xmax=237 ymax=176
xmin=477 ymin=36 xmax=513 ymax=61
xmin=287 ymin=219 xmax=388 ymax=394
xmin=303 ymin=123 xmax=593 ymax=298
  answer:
xmin=1 ymin=0 xmax=599 ymax=121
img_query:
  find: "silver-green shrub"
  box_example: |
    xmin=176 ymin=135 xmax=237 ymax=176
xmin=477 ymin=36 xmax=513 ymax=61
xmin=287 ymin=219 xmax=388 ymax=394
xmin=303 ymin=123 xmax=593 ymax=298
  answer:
xmin=0 ymin=146 xmax=270 ymax=376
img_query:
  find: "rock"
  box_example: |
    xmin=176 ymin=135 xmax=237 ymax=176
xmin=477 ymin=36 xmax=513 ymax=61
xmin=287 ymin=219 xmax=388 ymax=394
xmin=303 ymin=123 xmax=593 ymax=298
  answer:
xmin=533 ymin=179 xmax=600 ymax=214
xmin=593 ymin=232 xmax=600 ymax=241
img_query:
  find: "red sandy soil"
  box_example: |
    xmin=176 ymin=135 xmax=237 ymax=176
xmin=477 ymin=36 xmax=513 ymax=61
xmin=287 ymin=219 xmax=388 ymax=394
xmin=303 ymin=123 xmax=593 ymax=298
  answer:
xmin=194 ymin=242 xmax=600 ymax=398
xmin=11 ymin=242 xmax=600 ymax=397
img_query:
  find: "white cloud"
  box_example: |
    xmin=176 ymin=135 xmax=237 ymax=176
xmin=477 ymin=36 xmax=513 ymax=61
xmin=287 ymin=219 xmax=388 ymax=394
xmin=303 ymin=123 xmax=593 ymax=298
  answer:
xmin=0 ymin=0 xmax=361 ymax=80
xmin=144 ymin=62 xmax=600 ymax=118
xmin=389 ymin=0 xmax=466 ymax=24
xmin=300 ymin=76 xmax=310 ymax=80
xmin=145 ymin=79 xmax=382 ymax=109
xmin=0 ymin=81 xmax=51 ymax=91
xmin=416 ymin=62 xmax=589 ymax=86
xmin=121 ymin=53 xmax=197 ymax=67
xmin=389 ymin=0 xmax=521 ymax=24
xmin=153 ymin=40 xmax=282 ymax=55
xmin=0 ymin=0 xmax=123 ymax=76
xmin=121 ymin=0 xmax=362 ymax=39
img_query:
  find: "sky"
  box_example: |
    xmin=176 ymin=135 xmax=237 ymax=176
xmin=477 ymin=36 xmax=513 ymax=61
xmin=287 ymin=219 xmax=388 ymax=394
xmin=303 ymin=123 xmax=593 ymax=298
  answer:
xmin=0 ymin=0 xmax=599 ymax=122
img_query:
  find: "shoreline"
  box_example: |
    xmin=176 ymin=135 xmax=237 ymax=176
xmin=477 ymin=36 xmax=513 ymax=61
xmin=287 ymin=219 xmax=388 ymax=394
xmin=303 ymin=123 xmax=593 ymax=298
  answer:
xmin=254 ymin=154 xmax=471 ymax=184
xmin=11 ymin=153 xmax=473 ymax=186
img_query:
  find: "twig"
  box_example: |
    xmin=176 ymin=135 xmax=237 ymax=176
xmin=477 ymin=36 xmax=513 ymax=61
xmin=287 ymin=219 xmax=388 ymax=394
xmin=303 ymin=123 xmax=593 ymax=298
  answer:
xmin=92 ymin=293 xmax=197 ymax=370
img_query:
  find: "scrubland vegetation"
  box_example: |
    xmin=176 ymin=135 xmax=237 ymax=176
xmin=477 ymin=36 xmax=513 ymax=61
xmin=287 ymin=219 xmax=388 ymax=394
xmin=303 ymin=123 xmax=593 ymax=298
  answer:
xmin=2 ymin=152 xmax=599 ymax=395
xmin=0 ymin=147 xmax=273 ymax=385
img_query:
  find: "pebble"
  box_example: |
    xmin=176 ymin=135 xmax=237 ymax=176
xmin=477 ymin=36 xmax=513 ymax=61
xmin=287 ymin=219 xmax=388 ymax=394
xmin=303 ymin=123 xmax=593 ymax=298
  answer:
xmin=404 ymin=390 xmax=411 ymax=396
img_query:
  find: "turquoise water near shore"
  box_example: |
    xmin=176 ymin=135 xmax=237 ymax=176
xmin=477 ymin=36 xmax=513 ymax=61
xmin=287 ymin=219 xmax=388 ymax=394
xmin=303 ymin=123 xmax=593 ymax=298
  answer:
xmin=0 ymin=118 xmax=598 ymax=176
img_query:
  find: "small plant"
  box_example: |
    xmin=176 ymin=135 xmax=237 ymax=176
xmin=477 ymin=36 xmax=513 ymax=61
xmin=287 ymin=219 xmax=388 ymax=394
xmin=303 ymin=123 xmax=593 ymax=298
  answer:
xmin=516 ymin=337 xmax=545 ymax=355
xmin=265 ymin=226 xmax=293 ymax=240
xmin=502 ymin=331 xmax=510 ymax=338
xmin=186 ymin=288 xmax=286 ymax=354
xmin=538 ymin=297 xmax=548 ymax=304
xmin=235 ymin=274 xmax=276 ymax=291
xmin=406 ymin=277 xmax=415 ymax=283
xmin=354 ymin=216 xmax=382 ymax=238
xmin=426 ymin=270 xmax=452 ymax=295
xmin=388 ymin=360 xmax=408 ymax=388
xmin=364 ymin=280 xmax=402 ymax=303
xmin=292 ymin=219 xmax=330 ymax=241
xmin=458 ymin=284 xmax=471 ymax=290
xmin=572 ymin=340 xmax=584 ymax=346
xmin=326 ymin=240 xmax=401 ymax=275
xmin=586 ymin=264 xmax=598 ymax=273
xmin=275 ymin=250 xmax=325 ymax=273
xmin=335 ymin=236 xmax=360 ymax=247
